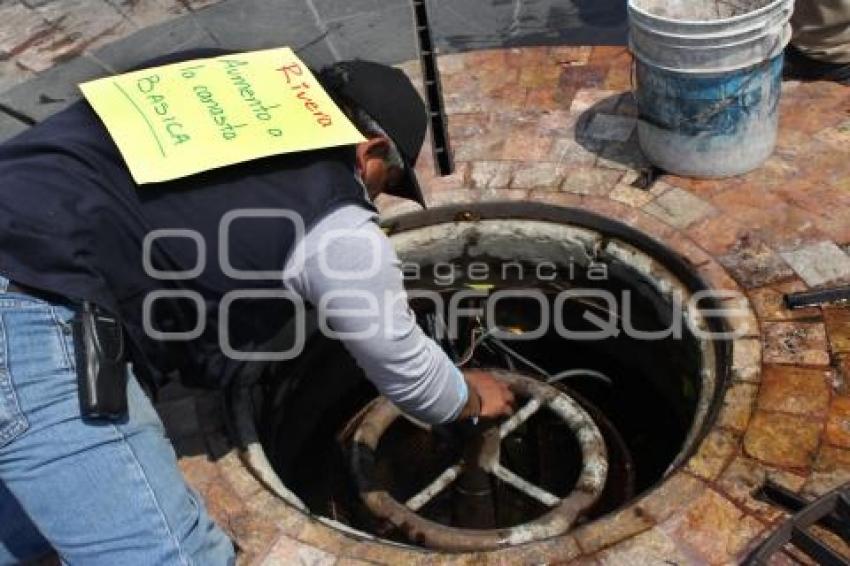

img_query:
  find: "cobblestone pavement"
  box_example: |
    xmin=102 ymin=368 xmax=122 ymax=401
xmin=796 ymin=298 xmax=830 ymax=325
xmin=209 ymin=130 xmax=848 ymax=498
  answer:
xmin=158 ymin=46 xmax=850 ymax=564
xmin=0 ymin=0 xmax=626 ymax=129
xmin=2 ymin=2 xmax=850 ymax=565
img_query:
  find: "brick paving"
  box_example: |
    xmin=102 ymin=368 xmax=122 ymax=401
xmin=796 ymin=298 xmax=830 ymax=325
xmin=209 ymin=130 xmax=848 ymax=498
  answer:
xmin=0 ymin=1 xmax=849 ymax=564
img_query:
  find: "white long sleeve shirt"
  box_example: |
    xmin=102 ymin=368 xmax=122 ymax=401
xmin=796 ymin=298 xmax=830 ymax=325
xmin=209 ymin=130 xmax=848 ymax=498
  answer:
xmin=282 ymin=203 xmax=468 ymax=424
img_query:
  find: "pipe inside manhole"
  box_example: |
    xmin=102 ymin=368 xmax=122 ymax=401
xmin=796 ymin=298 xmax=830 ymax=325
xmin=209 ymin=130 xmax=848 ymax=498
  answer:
xmin=241 ymin=203 xmax=730 ymax=552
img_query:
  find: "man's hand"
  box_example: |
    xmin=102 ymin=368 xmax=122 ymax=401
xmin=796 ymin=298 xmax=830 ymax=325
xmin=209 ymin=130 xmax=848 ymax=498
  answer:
xmin=457 ymin=369 xmax=516 ymax=421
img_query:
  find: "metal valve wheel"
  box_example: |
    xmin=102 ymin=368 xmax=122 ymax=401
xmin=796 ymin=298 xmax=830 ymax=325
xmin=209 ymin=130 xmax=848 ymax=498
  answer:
xmin=349 ymin=370 xmax=609 ymax=552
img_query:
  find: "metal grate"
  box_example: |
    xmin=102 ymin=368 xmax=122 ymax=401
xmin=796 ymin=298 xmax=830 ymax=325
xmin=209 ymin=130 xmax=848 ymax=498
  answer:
xmin=745 ymin=480 xmax=850 ymax=565
xmin=411 ymin=0 xmax=454 ymax=176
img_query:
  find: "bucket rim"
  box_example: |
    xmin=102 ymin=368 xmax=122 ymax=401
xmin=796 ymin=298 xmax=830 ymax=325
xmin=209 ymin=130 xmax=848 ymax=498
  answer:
xmin=630 ymin=42 xmax=786 ymax=75
xmin=630 ymin=21 xmax=791 ymax=54
xmin=628 ymin=0 xmax=790 ymax=27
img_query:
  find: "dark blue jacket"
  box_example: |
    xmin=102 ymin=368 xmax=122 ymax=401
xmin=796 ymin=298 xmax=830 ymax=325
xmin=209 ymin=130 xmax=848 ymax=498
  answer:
xmin=0 ymin=50 xmax=373 ymax=387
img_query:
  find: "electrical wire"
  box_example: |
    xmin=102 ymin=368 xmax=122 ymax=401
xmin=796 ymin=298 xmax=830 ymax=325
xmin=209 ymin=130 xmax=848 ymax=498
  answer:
xmin=486 ymin=337 xmax=552 ymax=379
xmin=547 ymin=369 xmax=614 ymax=387
xmin=456 ymin=324 xmax=499 ymax=368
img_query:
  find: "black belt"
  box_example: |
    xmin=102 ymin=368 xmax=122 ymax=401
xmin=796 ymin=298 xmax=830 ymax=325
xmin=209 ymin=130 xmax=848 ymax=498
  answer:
xmin=7 ymin=281 xmax=74 ymax=305
xmin=7 ymin=281 xmax=32 ymax=295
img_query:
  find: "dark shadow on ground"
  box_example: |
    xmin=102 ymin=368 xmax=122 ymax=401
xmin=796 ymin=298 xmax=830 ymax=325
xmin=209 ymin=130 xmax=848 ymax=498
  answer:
xmin=574 ymin=92 xmax=661 ymax=186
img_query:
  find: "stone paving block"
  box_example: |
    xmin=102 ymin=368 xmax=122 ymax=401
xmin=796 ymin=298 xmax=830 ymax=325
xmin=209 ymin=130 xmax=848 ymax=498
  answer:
xmin=746 ymin=279 xmax=820 ymax=322
xmin=259 ymin=534 xmax=336 ymax=566
xmin=196 ymin=0 xmax=321 ymax=53
xmin=720 ymin=457 xmax=806 ymax=519
xmin=324 ymin=5 xmax=417 ymax=65
xmin=297 ymin=520 xmax=368 ymax=559
xmin=549 ymin=136 xmax=597 ymax=167
xmin=292 ymin=37 xmax=337 ymax=70
xmin=182 ymin=0 xmax=223 ymax=10
xmin=0 ymin=2 xmax=51 ymax=58
xmin=780 ymin=241 xmax=850 ymax=288
xmin=695 ymin=259 xmax=745 ymax=297
xmin=608 ymin=183 xmax=653 ymax=208
xmin=510 ymin=162 xmax=565 ymax=190
xmin=757 ymin=365 xmax=831 ymax=418
xmin=560 ymin=167 xmax=622 ymax=197
xmin=435 ymin=0 xmax=625 ymax=53
xmin=731 ymin=338 xmax=762 ymax=382
xmin=574 ymin=506 xmax=654 ymax=554
xmin=637 ymin=472 xmax=705 ymax=523
xmin=178 ymin=452 xmax=222 ymax=491
xmin=244 ymin=489 xmax=309 ymax=535
xmin=0 ymin=112 xmax=29 ymax=143
xmin=597 ymin=528 xmax=690 ymax=566
xmin=596 ymin=138 xmax=651 ymax=172
xmin=24 ymin=0 xmax=124 ymax=65
xmin=469 ymin=160 xmax=515 ymax=190
xmin=744 ymin=411 xmax=821 ymax=469
xmin=559 ymin=64 xmax=608 ymax=91
xmin=344 ymin=539 xmax=429 ymax=565
xmin=501 ymin=130 xmax=553 ymax=161
xmin=92 ymin=14 xmax=219 ymax=71
xmin=686 ymin=213 xmax=752 ymax=256
xmin=719 ymin=240 xmax=795 ymax=289
xmin=762 ymin=321 xmax=830 ymax=366
xmin=686 ymin=429 xmax=739 ymax=480
xmin=716 ymin=381 xmax=758 ymax=433
xmin=0 ymin=54 xmax=109 ymax=121
xmin=228 ymin=514 xmax=281 ymax=564
xmin=551 ymin=45 xmax=593 ymax=66
xmin=643 ymin=187 xmax=715 ymax=229
xmin=447 ymin=131 xmax=503 ymax=161
xmin=584 ymin=113 xmax=635 ymax=142
xmin=666 ymin=488 xmax=766 ymax=564
xmin=310 ymin=0 xmax=384 ymax=22
xmin=833 ymin=354 xmax=850 ymax=396
xmin=106 ymin=0 xmax=187 ymax=28
xmin=0 ymin=60 xmax=35 ymax=94
xmin=824 ymin=307 xmax=850 ymax=353
xmin=216 ymin=450 xmax=263 ymax=499
xmin=483 ymin=536 xmax=581 ymax=564
xmin=718 ymin=294 xmax=761 ymax=339
xmin=570 ymin=89 xmax=620 ymax=115
xmin=803 ymin=445 xmax=850 ymax=499
xmin=826 ymin=397 xmax=850 ymax=449
xmin=426 ymin=0 xmax=517 ymax=52
xmin=754 ymin=204 xmax=827 ymax=254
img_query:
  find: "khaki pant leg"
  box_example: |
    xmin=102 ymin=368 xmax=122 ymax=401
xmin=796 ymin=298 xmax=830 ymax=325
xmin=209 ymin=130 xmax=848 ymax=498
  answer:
xmin=792 ymin=0 xmax=850 ymax=63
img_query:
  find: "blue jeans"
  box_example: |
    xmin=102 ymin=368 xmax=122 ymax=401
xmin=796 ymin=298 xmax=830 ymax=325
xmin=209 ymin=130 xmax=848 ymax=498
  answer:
xmin=0 ymin=278 xmax=234 ymax=565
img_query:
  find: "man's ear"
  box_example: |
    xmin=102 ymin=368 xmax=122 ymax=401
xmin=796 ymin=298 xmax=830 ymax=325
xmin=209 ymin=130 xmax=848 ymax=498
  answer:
xmin=355 ymin=136 xmax=390 ymax=174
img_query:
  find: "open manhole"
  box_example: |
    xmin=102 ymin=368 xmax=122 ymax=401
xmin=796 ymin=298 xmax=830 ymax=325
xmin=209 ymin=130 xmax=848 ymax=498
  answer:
xmin=241 ymin=203 xmax=731 ymax=552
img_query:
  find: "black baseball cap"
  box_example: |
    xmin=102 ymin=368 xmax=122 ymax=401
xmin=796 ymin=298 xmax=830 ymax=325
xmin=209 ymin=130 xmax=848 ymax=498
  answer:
xmin=318 ymin=60 xmax=428 ymax=207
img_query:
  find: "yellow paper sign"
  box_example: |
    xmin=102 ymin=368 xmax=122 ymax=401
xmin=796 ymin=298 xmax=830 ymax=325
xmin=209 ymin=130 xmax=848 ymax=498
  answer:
xmin=79 ymin=47 xmax=367 ymax=184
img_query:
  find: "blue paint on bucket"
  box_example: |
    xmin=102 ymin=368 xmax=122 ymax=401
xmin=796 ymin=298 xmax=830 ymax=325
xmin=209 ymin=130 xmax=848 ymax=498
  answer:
xmin=635 ymin=55 xmax=783 ymax=139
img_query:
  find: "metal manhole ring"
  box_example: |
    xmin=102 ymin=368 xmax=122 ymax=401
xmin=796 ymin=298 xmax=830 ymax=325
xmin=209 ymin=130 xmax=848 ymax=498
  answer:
xmin=349 ymin=370 xmax=609 ymax=552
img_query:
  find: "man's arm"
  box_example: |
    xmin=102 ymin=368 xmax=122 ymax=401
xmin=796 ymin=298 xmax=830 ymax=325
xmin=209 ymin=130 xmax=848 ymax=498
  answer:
xmin=282 ymin=205 xmax=513 ymax=424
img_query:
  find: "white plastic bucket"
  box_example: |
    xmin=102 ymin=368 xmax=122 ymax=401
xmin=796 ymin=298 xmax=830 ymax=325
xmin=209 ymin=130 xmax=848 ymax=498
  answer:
xmin=628 ymin=0 xmax=794 ymax=177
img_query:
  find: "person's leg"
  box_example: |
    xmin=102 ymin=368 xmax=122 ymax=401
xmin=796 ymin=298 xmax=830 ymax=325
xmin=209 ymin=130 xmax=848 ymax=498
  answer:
xmin=0 ymin=299 xmax=235 ymax=566
xmin=792 ymin=0 xmax=850 ymax=64
xmin=0 ymin=481 xmax=54 ymax=564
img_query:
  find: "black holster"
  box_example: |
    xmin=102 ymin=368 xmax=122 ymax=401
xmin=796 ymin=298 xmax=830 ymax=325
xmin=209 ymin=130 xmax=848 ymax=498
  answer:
xmin=72 ymin=301 xmax=128 ymax=419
